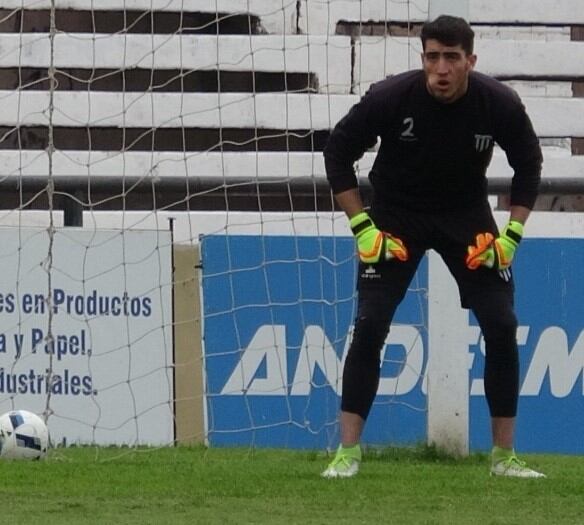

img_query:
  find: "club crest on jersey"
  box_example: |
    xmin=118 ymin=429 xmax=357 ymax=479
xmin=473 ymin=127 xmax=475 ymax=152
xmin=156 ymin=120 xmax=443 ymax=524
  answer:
xmin=474 ymin=134 xmax=493 ymax=152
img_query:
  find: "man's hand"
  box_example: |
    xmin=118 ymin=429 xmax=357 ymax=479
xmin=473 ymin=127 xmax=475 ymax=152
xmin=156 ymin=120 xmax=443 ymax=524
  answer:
xmin=350 ymin=212 xmax=408 ymax=264
xmin=465 ymin=232 xmax=495 ymax=270
xmin=465 ymin=221 xmax=524 ymax=270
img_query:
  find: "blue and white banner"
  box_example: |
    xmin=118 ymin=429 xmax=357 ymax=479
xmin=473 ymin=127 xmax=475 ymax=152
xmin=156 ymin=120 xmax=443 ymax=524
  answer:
xmin=202 ymin=235 xmax=584 ymax=454
xmin=470 ymin=239 xmax=584 ymax=453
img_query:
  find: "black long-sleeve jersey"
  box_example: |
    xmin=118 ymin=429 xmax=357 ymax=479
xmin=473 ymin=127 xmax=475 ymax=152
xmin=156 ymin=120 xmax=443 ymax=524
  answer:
xmin=324 ymin=70 xmax=542 ymax=212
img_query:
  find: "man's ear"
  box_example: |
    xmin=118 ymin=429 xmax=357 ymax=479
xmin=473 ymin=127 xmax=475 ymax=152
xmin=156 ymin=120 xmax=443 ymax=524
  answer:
xmin=467 ymin=54 xmax=477 ymax=70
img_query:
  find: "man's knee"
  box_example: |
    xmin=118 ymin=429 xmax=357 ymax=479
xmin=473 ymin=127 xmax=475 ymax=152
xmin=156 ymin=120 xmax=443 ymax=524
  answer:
xmin=347 ymin=313 xmax=390 ymax=363
xmin=470 ymin=293 xmax=518 ymax=345
xmin=485 ymin=312 xmax=517 ymax=346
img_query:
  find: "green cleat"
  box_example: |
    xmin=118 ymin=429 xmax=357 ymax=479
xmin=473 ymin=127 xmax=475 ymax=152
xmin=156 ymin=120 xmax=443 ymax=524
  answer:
xmin=490 ymin=448 xmax=546 ymax=478
xmin=321 ymin=444 xmax=362 ymax=479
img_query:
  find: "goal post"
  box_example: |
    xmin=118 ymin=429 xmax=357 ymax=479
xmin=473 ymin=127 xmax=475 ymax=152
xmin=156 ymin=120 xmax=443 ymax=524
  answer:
xmin=426 ymin=252 xmax=470 ymax=457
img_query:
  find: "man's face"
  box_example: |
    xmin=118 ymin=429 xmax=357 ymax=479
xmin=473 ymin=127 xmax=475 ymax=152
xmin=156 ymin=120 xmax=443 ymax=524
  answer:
xmin=421 ymin=39 xmax=476 ymax=103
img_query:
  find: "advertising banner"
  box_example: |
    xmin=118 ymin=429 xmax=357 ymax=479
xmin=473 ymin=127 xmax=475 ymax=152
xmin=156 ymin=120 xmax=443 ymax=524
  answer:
xmin=470 ymin=239 xmax=584 ymax=453
xmin=203 ymin=234 xmax=584 ymax=454
xmin=202 ymin=235 xmax=428 ymax=449
xmin=0 ymin=228 xmax=173 ymax=446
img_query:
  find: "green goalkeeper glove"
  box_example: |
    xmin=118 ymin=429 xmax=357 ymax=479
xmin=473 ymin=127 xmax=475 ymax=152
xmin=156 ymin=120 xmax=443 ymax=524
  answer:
xmin=349 ymin=211 xmax=408 ymax=264
xmin=466 ymin=221 xmax=524 ymax=271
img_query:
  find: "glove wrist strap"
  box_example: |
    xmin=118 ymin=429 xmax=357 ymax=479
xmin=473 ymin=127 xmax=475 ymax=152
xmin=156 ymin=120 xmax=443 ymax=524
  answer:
xmin=505 ymin=221 xmax=524 ymax=244
xmin=350 ymin=212 xmax=374 ymax=236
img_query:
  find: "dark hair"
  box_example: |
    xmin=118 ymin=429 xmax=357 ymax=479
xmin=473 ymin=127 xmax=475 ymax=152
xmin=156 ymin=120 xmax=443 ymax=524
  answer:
xmin=421 ymin=15 xmax=475 ymax=55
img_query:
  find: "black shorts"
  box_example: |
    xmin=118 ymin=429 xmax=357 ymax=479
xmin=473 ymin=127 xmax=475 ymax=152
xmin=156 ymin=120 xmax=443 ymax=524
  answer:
xmin=360 ymin=202 xmax=514 ymax=309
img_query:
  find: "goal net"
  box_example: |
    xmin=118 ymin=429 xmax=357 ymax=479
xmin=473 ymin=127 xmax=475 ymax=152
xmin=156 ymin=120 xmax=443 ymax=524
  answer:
xmin=4 ymin=0 xmax=546 ymax=452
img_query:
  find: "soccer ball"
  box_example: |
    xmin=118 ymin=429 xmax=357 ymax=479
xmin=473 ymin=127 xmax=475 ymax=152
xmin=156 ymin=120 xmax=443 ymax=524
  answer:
xmin=0 ymin=410 xmax=49 ymax=460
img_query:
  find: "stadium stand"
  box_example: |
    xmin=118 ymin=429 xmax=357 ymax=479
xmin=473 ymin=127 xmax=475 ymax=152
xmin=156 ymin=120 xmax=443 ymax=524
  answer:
xmin=0 ymin=0 xmax=582 ymax=213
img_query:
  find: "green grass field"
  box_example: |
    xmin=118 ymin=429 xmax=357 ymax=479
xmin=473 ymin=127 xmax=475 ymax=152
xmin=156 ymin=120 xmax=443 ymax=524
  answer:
xmin=0 ymin=445 xmax=582 ymax=525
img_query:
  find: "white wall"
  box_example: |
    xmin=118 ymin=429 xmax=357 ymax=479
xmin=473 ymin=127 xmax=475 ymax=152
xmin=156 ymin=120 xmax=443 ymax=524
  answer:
xmin=2 ymin=210 xmax=583 ymax=243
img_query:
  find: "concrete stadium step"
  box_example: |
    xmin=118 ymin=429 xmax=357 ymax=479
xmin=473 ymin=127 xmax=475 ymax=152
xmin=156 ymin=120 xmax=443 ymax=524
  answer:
xmin=1 ymin=34 xmax=583 ymax=95
xmin=353 ymin=38 xmax=584 ymax=93
xmin=0 ymin=149 xmax=580 ymax=179
xmin=300 ymin=0 xmax=584 ymax=35
xmin=0 ymin=34 xmax=352 ymax=93
xmin=1 ymin=91 xmax=582 ymax=137
xmin=0 ymin=0 xmax=298 ymax=34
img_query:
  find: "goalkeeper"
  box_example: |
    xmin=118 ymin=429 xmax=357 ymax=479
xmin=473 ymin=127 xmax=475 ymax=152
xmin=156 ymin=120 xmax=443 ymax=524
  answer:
xmin=322 ymin=15 xmax=544 ymax=479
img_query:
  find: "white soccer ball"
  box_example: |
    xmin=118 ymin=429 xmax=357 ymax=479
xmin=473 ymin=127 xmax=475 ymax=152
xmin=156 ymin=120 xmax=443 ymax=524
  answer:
xmin=0 ymin=410 xmax=49 ymax=460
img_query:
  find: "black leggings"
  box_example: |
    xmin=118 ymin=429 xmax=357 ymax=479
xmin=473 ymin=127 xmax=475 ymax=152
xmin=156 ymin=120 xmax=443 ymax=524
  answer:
xmin=341 ymin=287 xmax=519 ymax=420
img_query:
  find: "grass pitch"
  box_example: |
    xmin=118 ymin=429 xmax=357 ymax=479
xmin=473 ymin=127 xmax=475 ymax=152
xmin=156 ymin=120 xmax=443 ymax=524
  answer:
xmin=0 ymin=445 xmax=582 ymax=524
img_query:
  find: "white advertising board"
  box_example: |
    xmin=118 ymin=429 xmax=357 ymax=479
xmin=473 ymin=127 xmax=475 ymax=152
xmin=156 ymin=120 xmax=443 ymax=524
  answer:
xmin=0 ymin=228 xmax=173 ymax=446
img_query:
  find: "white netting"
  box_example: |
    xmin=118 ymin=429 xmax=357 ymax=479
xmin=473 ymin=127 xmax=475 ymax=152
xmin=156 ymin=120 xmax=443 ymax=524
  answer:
xmin=0 ymin=0 xmax=581 ymax=450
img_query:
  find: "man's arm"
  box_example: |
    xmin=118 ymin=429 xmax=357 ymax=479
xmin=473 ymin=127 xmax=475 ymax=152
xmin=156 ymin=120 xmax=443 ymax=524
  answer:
xmin=495 ymin=89 xmax=542 ymax=212
xmin=324 ymin=84 xmax=386 ymax=196
xmin=334 ymin=188 xmax=364 ymax=219
xmin=477 ymin=89 xmax=541 ymax=269
xmin=509 ymin=204 xmax=531 ymax=225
